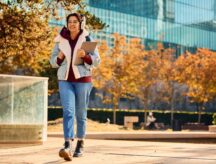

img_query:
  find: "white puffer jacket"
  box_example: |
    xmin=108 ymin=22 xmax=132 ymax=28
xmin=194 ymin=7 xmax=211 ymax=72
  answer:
xmin=50 ymin=29 xmax=100 ymax=80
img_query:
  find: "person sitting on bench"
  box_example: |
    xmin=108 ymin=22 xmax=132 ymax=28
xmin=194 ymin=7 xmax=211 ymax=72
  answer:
xmin=146 ymin=112 xmax=157 ymax=129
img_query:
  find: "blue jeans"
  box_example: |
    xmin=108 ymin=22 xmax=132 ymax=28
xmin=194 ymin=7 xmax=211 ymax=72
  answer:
xmin=58 ymin=81 xmax=92 ymax=140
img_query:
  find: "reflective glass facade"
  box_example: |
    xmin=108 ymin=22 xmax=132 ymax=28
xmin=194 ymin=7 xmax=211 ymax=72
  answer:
xmin=3 ymin=0 xmax=213 ymax=54
xmin=4 ymin=0 xmax=215 ymax=52
xmin=85 ymin=0 xmax=216 ymax=52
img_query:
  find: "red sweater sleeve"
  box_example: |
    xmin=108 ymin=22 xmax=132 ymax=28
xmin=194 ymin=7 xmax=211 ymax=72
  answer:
xmin=57 ymin=57 xmax=64 ymax=66
xmin=82 ymin=54 xmax=92 ymax=65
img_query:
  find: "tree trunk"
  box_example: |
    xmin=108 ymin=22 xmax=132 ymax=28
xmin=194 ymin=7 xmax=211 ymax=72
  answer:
xmin=113 ymin=107 xmax=116 ymax=124
xmin=198 ymin=104 xmax=203 ymax=123
xmin=170 ymin=85 xmax=175 ymax=127
xmin=143 ymin=89 xmax=149 ymax=124
xmin=196 ymin=103 xmax=202 ymax=123
xmin=198 ymin=108 xmax=201 ymax=123
xmin=112 ymin=96 xmax=117 ymax=124
xmin=143 ymin=98 xmax=148 ymax=125
xmin=144 ymin=101 xmax=148 ymax=124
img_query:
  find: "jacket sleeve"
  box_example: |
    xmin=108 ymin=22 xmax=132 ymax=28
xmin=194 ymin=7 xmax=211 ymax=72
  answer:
xmin=84 ymin=36 xmax=101 ymax=70
xmin=50 ymin=43 xmax=60 ymax=68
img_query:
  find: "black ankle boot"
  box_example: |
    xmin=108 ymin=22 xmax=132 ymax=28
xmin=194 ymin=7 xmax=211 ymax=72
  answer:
xmin=59 ymin=141 xmax=72 ymax=161
xmin=73 ymin=140 xmax=84 ymax=157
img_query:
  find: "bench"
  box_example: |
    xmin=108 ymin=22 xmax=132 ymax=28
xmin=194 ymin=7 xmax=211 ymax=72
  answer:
xmin=124 ymin=116 xmax=139 ymax=129
xmin=182 ymin=123 xmax=208 ymax=131
xmin=140 ymin=122 xmax=165 ymax=130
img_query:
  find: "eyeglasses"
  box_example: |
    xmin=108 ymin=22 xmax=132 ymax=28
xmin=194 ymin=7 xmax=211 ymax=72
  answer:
xmin=68 ymin=21 xmax=79 ymax=24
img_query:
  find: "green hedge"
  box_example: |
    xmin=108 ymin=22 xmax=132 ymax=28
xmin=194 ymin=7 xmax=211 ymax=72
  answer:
xmin=87 ymin=110 xmax=213 ymax=125
xmin=48 ymin=107 xmax=213 ymax=126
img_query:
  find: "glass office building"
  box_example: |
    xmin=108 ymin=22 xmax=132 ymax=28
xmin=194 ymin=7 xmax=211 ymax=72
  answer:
xmin=84 ymin=0 xmax=216 ymax=54
xmin=2 ymin=0 xmax=216 ymax=53
xmin=48 ymin=0 xmax=216 ymax=53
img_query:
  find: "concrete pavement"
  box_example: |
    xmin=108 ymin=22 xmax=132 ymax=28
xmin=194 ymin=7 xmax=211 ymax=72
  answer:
xmin=0 ymin=136 xmax=216 ymax=164
xmin=49 ymin=131 xmax=216 ymax=140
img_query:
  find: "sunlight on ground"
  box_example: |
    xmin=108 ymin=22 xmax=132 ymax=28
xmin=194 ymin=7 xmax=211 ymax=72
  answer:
xmin=47 ymin=118 xmax=185 ymax=132
xmin=48 ymin=118 xmax=140 ymax=132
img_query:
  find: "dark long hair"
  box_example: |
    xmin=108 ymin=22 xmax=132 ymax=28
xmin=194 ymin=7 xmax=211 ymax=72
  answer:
xmin=66 ymin=13 xmax=83 ymax=29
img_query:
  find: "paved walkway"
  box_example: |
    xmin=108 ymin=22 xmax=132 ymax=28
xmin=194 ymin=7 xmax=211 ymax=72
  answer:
xmin=0 ymin=137 xmax=216 ymax=164
xmin=49 ymin=131 xmax=216 ymax=140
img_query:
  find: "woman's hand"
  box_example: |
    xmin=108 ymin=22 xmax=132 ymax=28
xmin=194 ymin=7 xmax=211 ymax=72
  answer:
xmin=58 ymin=51 xmax=65 ymax=60
xmin=77 ymin=49 xmax=86 ymax=58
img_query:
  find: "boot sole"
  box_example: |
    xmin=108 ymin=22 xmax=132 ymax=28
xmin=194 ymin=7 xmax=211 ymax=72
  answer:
xmin=59 ymin=149 xmax=72 ymax=161
xmin=73 ymin=153 xmax=83 ymax=157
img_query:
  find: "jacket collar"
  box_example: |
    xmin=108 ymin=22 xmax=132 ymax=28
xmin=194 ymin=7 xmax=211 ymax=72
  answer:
xmin=54 ymin=27 xmax=89 ymax=43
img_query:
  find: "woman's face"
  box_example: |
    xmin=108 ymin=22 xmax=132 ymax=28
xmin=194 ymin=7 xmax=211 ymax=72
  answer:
xmin=67 ymin=16 xmax=80 ymax=34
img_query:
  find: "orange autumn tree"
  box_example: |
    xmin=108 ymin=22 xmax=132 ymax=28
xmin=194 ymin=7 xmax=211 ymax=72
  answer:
xmin=0 ymin=1 xmax=53 ymax=75
xmin=175 ymin=48 xmax=216 ymax=122
xmin=155 ymin=43 xmax=176 ymax=125
xmin=122 ymin=38 xmax=146 ymax=97
xmin=135 ymin=45 xmax=159 ymax=123
xmin=93 ymin=33 xmax=145 ymax=124
xmin=0 ymin=0 xmax=106 ymax=75
xmin=93 ymin=34 xmax=126 ymax=124
xmin=136 ymin=43 xmax=176 ymax=124
xmin=92 ymin=40 xmax=113 ymax=101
